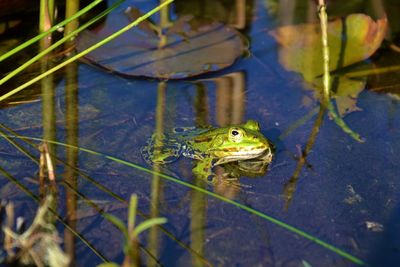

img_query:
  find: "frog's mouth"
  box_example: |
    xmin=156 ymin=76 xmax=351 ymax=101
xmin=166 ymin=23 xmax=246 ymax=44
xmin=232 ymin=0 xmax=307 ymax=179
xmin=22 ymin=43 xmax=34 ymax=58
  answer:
xmin=211 ymin=146 xmax=269 ymax=164
xmin=222 ymin=148 xmax=266 ymax=159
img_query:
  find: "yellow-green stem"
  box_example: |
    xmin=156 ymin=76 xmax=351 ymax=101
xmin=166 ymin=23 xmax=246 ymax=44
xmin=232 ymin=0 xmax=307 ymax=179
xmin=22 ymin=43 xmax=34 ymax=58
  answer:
xmin=65 ymin=0 xmax=80 ymax=48
xmin=0 ymin=0 xmax=103 ymax=62
xmin=317 ymin=2 xmax=364 ymax=142
xmin=0 ymin=0 xmax=174 ymax=103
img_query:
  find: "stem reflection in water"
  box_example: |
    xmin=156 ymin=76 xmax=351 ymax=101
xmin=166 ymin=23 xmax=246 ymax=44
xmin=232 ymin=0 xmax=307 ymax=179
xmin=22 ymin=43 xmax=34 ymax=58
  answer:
xmin=191 ymin=82 xmax=209 ymax=267
xmin=39 ymin=0 xmax=58 ymax=231
xmin=63 ymin=58 xmax=79 ymax=266
xmin=39 ymin=4 xmax=56 ymax=166
xmin=147 ymin=82 xmax=166 ymax=267
xmin=190 ymin=71 xmax=247 ymax=266
xmin=283 ymin=104 xmax=327 ymax=210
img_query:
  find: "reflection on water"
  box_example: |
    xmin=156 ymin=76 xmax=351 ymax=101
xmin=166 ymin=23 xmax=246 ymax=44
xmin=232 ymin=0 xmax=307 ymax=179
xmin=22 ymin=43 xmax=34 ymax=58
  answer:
xmin=63 ymin=58 xmax=79 ymax=266
xmin=1 ymin=0 xmax=400 ymax=266
xmin=142 ymin=74 xmax=273 ymax=192
xmin=147 ymin=82 xmax=166 ymax=267
xmin=140 ymin=73 xmax=273 ymax=266
xmin=283 ymin=104 xmax=326 ymax=210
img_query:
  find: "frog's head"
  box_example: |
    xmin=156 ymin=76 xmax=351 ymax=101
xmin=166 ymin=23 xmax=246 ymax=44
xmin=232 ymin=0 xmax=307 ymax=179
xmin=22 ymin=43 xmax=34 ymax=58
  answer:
xmin=210 ymin=120 xmax=273 ymax=165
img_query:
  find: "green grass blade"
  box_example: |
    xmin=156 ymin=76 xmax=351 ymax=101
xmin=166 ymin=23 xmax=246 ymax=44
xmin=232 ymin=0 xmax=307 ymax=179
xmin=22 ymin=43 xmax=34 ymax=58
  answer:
xmin=0 ymin=127 xmax=38 ymax=164
xmin=0 ymin=133 xmax=365 ymax=266
xmin=128 ymin=194 xmax=138 ymax=235
xmin=328 ymin=101 xmax=365 ymax=142
xmin=0 ymin=0 xmax=174 ymax=103
xmin=0 ymin=166 xmax=109 ymax=262
xmin=0 ymin=125 xmax=211 ymax=266
xmin=0 ymin=0 xmax=104 ymax=62
xmin=103 ymin=213 xmax=129 ymax=239
xmin=133 ymin=218 xmax=167 ymax=237
xmin=0 ymin=0 xmax=125 ymax=86
xmin=302 ymin=260 xmax=313 ymax=267
xmin=97 ymin=263 xmax=120 ymax=267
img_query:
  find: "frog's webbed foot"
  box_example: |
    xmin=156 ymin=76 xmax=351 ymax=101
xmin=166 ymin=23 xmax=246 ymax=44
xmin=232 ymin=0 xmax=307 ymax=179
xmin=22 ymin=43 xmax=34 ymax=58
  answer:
xmin=218 ymin=174 xmax=252 ymax=189
xmin=193 ymin=157 xmax=216 ymax=185
xmin=204 ymin=173 xmax=218 ymax=186
xmin=192 ymin=158 xmax=252 ymax=188
xmin=197 ymin=169 xmax=251 ymax=189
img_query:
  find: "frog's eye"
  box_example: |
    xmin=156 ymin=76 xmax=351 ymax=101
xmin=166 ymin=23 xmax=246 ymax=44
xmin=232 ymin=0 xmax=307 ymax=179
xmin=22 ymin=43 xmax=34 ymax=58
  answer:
xmin=229 ymin=128 xmax=244 ymax=142
xmin=244 ymin=120 xmax=260 ymax=131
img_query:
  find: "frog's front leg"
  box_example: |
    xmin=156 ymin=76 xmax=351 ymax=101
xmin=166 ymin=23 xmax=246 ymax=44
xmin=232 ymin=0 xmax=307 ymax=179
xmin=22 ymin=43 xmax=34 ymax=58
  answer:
xmin=192 ymin=157 xmax=216 ymax=185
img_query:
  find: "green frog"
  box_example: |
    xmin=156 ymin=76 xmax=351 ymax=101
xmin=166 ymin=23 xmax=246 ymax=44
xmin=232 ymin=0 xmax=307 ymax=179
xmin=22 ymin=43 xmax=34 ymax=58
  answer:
xmin=141 ymin=120 xmax=274 ymax=183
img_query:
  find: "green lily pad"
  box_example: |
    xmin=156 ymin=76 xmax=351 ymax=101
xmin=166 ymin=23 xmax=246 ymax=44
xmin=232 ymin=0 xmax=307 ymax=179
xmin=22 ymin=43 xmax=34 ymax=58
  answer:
xmin=77 ymin=8 xmax=247 ymax=79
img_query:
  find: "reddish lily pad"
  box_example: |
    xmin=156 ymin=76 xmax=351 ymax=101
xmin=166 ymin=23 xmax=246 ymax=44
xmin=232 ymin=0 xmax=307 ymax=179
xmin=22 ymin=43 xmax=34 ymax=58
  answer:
xmin=312 ymin=76 xmax=366 ymax=116
xmin=77 ymin=8 xmax=246 ymax=79
xmin=271 ymin=14 xmax=387 ymax=82
xmin=271 ymin=14 xmax=387 ymax=116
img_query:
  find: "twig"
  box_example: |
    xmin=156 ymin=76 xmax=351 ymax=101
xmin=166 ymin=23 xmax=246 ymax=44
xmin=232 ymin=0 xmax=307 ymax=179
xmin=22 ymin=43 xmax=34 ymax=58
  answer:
xmin=318 ymin=0 xmax=330 ymax=105
xmin=39 ymin=144 xmax=46 ymax=197
xmin=38 ymin=142 xmax=58 ymax=194
xmin=42 ymin=144 xmax=56 ymax=182
xmin=4 ymin=202 xmax=15 ymax=256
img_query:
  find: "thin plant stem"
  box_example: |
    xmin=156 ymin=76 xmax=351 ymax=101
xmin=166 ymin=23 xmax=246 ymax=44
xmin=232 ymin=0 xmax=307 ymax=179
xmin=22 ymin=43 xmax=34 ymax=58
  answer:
xmin=0 ymin=166 xmax=109 ymax=262
xmin=0 ymin=0 xmax=125 ymax=86
xmin=0 ymin=0 xmax=104 ymax=62
xmin=0 ymin=0 xmax=175 ymax=102
xmin=318 ymin=2 xmax=330 ymax=105
xmin=317 ymin=1 xmax=364 ymax=142
xmin=283 ymin=104 xmax=326 ymax=209
xmin=147 ymin=81 xmax=166 ymax=267
xmin=0 ymin=133 xmax=365 ymax=266
xmin=0 ymin=123 xmax=212 ymax=266
xmin=39 ymin=0 xmax=54 ymax=33
xmin=64 ymin=0 xmax=80 ymax=47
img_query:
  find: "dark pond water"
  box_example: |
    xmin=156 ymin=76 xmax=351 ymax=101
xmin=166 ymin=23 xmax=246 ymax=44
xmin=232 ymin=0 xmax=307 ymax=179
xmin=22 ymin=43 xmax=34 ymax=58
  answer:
xmin=1 ymin=0 xmax=400 ymax=266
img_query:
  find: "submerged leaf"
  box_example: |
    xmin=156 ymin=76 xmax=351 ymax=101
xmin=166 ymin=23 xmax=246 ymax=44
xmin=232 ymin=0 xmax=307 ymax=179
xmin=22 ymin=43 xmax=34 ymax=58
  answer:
xmin=271 ymin=14 xmax=387 ymax=82
xmin=77 ymin=8 xmax=246 ymax=79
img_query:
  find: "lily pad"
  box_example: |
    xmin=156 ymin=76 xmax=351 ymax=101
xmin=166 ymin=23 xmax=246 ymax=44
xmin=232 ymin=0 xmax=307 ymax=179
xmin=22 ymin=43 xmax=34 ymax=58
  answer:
xmin=271 ymin=14 xmax=387 ymax=82
xmin=77 ymin=8 xmax=246 ymax=79
xmin=271 ymin=14 xmax=387 ymax=116
xmin=312 ymin=75 xmax=366 ymax=117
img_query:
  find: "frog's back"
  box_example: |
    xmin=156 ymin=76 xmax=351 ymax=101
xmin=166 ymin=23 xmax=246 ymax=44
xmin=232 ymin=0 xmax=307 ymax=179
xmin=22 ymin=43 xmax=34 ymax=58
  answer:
xmin=141 ymin=126 xmax=211 ymax=165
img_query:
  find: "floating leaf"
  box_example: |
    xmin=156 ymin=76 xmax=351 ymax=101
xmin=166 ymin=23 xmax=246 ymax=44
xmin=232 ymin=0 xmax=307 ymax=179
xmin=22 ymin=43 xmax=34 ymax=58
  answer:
xmin=333 ymin=77 xmax=365 ymax=116
xmin=271 ymin=14 xmax=387 ymax=82
xmin=312 ymin=75 xmax=365 ymax=117
xmin=77 ymin=8 xmax=246 ymax=79
xmin=271 ymin=14 xmax=386 ymax=116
